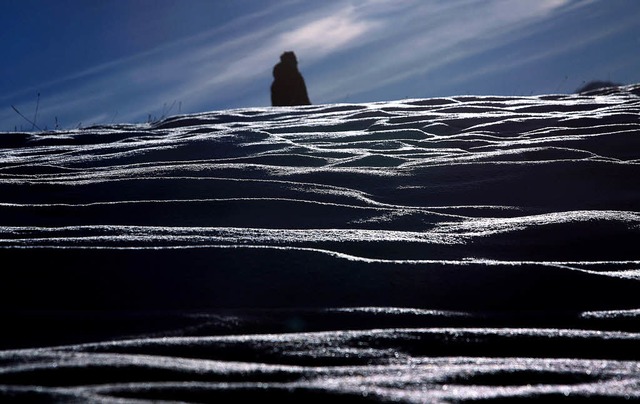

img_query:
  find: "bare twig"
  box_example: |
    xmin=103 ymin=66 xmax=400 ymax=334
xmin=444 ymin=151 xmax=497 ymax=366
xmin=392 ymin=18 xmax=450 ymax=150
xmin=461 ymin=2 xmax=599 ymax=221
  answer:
xmin=161 ymin=100 xmax=177 ymax=120
xmin=11 ymin=105 xmax=42 ymax=131
xmin=33 ymin=92 xmax=40 ymax=131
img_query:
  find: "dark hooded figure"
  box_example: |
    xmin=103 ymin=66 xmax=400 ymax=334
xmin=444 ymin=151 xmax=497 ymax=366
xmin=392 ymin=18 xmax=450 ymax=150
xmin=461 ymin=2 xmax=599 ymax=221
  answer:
xmin=271 ymin=51 xmax=311 ymax=106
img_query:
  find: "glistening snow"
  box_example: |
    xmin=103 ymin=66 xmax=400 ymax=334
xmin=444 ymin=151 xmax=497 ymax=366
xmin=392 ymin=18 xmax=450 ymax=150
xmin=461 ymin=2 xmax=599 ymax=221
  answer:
xmin=0 ymin=85 xmax=639 ymax=402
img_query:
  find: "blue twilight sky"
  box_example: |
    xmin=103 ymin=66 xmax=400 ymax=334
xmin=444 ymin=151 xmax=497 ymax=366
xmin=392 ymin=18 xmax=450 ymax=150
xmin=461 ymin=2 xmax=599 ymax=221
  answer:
xmin=1 ymin=0 xmax=639 ymax=131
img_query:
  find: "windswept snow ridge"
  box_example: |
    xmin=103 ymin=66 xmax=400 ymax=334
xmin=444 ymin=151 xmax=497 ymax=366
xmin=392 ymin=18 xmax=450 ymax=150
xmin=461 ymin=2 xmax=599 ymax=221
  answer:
xmin=1 ymin=85 xmax=639 ymax=401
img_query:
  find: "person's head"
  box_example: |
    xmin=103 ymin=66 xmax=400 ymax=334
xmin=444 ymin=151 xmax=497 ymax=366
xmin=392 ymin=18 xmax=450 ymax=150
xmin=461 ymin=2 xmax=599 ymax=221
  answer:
xmin=280 ymin=51 xmax=297 ymax=66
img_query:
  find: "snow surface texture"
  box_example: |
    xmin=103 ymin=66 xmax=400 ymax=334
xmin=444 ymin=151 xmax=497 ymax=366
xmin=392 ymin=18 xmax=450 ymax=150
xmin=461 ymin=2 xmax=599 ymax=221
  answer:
xmin=1 ymin=84 xmax=639 ymax=402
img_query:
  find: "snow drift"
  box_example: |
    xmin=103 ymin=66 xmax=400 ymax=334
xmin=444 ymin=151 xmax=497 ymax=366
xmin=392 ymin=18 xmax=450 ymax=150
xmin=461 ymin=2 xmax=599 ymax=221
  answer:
xmin=0 ymin=84 xmax=639 ymax=401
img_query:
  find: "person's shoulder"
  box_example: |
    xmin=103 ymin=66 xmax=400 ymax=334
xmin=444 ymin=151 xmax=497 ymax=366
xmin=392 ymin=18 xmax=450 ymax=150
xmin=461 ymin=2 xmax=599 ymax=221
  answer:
xmin=273 ymin=62 xmax=285 ymax=77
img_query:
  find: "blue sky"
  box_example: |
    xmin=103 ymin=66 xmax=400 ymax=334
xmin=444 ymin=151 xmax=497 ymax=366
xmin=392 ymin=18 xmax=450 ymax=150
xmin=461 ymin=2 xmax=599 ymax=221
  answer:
xmin=2 ymin=0 xmax=639 ymax=131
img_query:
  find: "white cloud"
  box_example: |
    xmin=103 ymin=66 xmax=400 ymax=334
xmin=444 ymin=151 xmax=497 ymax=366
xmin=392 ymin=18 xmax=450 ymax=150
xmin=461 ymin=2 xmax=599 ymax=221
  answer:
xmin=3 ymin=0 xmax=637 ymax=130
xmin=307 ymin=0 xmax=599 ymax=102
xmin=277 ymin=7 xmax=377 ymax=57
xmin=442 ymin=8 xmax=639 ymax=91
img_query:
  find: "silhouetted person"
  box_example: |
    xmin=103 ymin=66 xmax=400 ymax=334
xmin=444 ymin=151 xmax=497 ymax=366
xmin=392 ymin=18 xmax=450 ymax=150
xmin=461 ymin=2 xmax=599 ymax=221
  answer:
xmin=271 ymin=51 xmax=311 ymax=106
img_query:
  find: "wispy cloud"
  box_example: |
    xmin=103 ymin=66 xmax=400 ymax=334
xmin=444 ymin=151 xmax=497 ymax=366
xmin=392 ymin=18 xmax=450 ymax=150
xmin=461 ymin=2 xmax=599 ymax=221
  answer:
xmin=277 ymin=6 xmax=377 ymax=56
xmin=2 ymin=0 xmax=638 ymax=130
xmin=308 ymin=0 xmax=588 ymax=101
xmin=443 ymin=5 xmax=640 ymax=93
xmin=3 ymin=1 xmax=381 ymax=128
